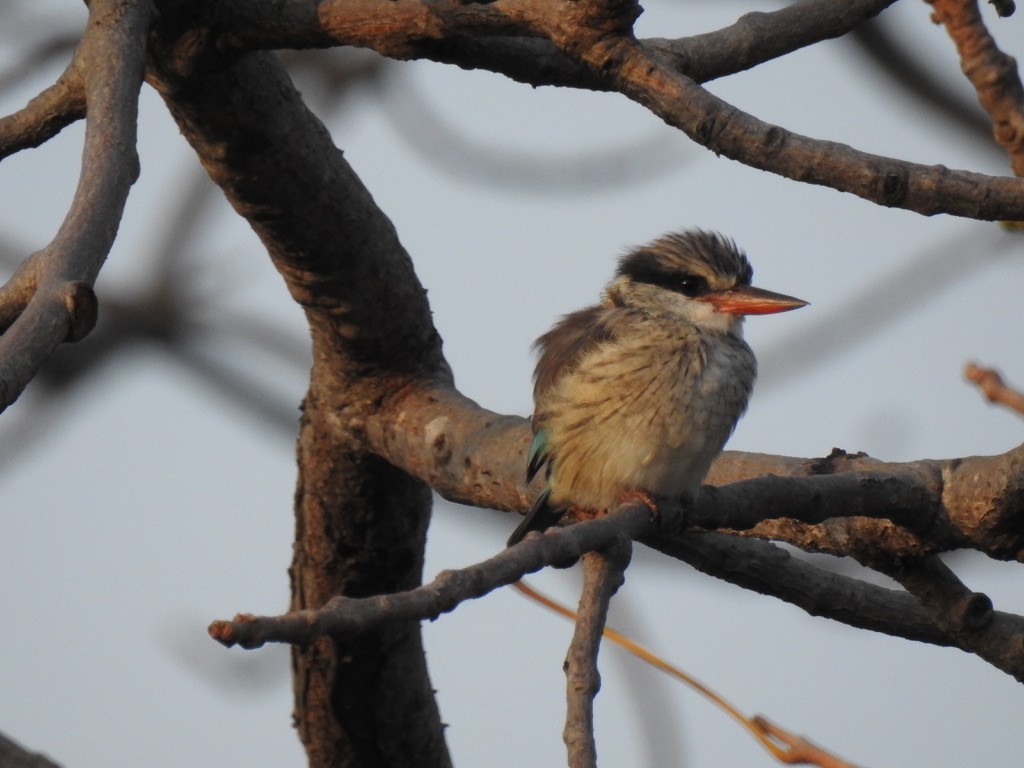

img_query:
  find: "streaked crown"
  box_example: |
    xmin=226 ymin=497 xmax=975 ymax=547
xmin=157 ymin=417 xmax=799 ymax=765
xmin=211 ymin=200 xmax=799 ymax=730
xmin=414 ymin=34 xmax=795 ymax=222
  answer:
xmin=616 ymin=230 xmax=753 ymax=297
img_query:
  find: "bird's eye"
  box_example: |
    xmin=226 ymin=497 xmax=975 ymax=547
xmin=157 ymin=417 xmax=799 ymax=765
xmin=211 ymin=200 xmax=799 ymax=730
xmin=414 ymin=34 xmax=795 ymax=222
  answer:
xmin=678 ymin=275 xmax=706 ymax=297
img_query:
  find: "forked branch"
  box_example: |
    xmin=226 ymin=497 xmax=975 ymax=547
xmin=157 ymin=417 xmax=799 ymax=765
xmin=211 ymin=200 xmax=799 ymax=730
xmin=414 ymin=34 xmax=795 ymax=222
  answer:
xmin=0 ymin=0 xmax=153 ymax=412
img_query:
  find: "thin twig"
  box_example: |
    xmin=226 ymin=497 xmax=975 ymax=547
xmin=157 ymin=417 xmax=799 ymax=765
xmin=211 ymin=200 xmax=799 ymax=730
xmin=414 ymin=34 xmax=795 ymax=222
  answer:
xmin=563 ymin=541 xmax=631 ymax=768
xmin=516 ymin=581 xmax=863 ymax=767
xmin=965 ymin=362 xmax=1024 ymax=416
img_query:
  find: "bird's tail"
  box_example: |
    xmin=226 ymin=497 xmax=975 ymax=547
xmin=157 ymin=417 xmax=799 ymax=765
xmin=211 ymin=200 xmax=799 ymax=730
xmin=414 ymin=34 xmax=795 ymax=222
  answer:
xmin=507 ymin=488 xmax=566 ymax=547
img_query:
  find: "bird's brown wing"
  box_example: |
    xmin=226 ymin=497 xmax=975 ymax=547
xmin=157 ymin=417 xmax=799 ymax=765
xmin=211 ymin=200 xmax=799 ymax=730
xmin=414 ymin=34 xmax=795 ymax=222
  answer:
xmin=532 ymin=305 xmax=628 ymax=404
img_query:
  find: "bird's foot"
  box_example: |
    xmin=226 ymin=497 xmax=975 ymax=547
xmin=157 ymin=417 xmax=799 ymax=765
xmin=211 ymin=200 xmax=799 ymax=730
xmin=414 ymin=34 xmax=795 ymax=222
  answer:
xmin=618 ymin=489 xmax=659 ymax=521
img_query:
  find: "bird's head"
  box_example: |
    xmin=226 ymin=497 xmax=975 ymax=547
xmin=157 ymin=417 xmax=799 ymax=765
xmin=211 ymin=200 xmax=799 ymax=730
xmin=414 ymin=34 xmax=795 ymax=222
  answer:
xmin=606 ymin=230 xmax=807 ymax=334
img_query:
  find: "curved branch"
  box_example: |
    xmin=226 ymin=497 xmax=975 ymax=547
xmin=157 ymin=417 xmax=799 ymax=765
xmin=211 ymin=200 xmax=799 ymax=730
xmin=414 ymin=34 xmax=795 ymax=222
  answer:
xmin=928 ymin=0 xmax=1024 ymax=175
xmin=648 ymin=0 xmax=898 ymax=83
xmin=689 ymin=470 xmax=942 ymax=536
xmin=0 ymin=40 xmax=85 ymax=160
xmin=0 ymin=0 xmax=152 ymax=412
xmin=606 ymin=40 xmax=1024 ymax=219
xmin=222 ymin=0 xmax=895 ymax=87
xmin=213 ymin=0 xmax=1024 ymax=220
xmin=208 ymin=502 xmax=653 ymax=649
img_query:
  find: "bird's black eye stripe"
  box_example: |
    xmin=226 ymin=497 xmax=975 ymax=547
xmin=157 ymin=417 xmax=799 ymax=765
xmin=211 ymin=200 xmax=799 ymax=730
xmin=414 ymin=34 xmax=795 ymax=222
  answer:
xmin=619 ymin=255 xmax=709 ymax=297
xmin=677 ymin=274 xmax=706 ymax=297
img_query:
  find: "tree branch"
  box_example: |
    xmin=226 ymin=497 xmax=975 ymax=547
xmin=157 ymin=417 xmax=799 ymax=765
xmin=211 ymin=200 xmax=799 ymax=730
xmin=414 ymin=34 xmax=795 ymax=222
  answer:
xmin=364 ymin=382 xmax=1024 ymax=561
xmin=563 ymin=541 xmax=632 ymax=768
xmin=199 ymin=0 xmax=1024 ymax=221
xmin=927 ymin=0 xmax=1024 ymax=175
xmin=965 ymin=361 xmax=1024 ymax=416
xmin=648 ymin=0 xmax=898 ymax=83
xmin=0 ymin=42 xmax=85 ymax=160
xmin=867 ymin=553 xmax=1024 ymax=682
xmin=0 ymin=0 xmax=151 ymax=412
xmin=219 ymin=0 xmax=895 ymax=87
xmin=648 ymin=532 xmax=952 ymax=646
xmin=608 ymin=39 xmax=1024 ymax=219
xmin=208 ymin=503 xmax=653 ymax=649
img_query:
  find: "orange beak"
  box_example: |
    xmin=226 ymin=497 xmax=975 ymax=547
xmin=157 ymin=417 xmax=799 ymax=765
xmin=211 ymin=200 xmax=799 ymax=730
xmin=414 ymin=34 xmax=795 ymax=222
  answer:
xmin=698 ymin=285 xmax=808 ymax=316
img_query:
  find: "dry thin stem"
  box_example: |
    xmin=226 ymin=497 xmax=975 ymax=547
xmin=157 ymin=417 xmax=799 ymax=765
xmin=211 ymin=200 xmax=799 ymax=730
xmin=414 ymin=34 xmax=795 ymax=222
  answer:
xmin=0 ymin=0 xmax=152 ymax=412
xmin=965 ymin=361 xmax=1024 ymax=416
xmin=563 ymin=541 xmax=631 ymax=768
xmin=516 ymin=582 xmax=861 ymax=768
xmin=927 ymin=0 xmax=1024 ymax=175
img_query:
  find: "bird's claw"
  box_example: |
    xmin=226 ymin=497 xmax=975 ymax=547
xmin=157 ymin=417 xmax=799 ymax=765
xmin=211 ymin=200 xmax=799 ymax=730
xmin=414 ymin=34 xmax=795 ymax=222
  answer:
xmin=619 ymin=489 xmax=659 ymax=521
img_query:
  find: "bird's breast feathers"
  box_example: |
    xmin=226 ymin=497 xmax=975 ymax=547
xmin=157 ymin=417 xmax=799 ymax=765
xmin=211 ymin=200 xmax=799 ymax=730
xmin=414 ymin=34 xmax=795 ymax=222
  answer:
xmin=536 ymin=323 xmax=755 ymax=509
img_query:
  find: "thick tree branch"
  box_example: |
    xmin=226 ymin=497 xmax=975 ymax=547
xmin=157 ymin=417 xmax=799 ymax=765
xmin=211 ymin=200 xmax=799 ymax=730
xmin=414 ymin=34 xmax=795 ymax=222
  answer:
xmin=218 ymin=0 xmax=894 ymax=87
xmin=0 ymin=0 xmax=151 ymax=412
xmin=689 ymin=470 xmax=942 ymax=536
xmin=563 ymin=541 xmax=631 ymax=768
xmin=144 ymin=18 xmax=451 ymax=765
xmin=194 ymin=0 xmax=1024 ymax=221
xmin=364 ymin=383 xmax=1024 ymax=561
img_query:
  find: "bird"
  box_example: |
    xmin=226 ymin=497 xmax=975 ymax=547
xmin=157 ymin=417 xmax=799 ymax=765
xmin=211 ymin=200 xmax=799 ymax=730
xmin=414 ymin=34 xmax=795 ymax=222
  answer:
xmin=507 ymin=229 xmax=807 ymax=547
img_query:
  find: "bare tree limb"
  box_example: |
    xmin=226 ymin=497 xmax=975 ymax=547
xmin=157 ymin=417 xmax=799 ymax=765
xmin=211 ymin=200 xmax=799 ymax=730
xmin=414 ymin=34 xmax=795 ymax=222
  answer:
xmin=563 ymin=541 xmax=632 ymax=768
xmin=648 ymin=0 xmax=898 ymax=83
xmin=220 ymin=0 xmax=895 ymax=88
xmin=0 ymin=0 xmax=152 ymax=412
xmin=927 ymin=0 xmax=1024 ymax=175
xmin=0 ymin=39 xmax=84 ymax=160
xmin=689 ymin=470 xmax=942 ymax=536
xmin=364 ymin=383 xmax=1024 ymax=560
xmin=200 ymin=0 xmax=1024 ymax=220
xmin=208 ymin=502 xmax=653 ymax=650
xmin=609 ymin=39 xmax=1024 ymax=220
xmin=866 ymin=553 xmax=1024 ymax=682
xmin=144 ymin=28 xmax=449 ymax=764
xmin=647 ymin=532 xmax=952 ymax=645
